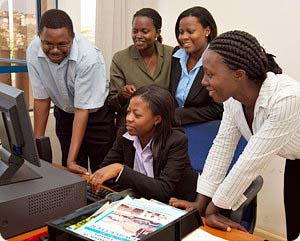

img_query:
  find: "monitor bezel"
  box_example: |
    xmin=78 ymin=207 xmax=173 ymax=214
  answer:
xmin=0 ymin=83 xmax=41 ymax=185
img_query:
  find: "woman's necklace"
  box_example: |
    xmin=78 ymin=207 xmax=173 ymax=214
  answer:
xmin=143 ymin=50 xmax=158 ymax=76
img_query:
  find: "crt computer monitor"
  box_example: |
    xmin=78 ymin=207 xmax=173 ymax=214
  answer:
xmin=0 ymin=82 xmax=41 ymax=186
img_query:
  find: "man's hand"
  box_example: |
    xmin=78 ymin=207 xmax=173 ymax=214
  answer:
xmin=169 ymin=198 xmax=198 ymax=211
xmin=88 ymin=164 xmax=123 ymax=193
xmin=205 ymin=201 xmax=247 ymax=232
xmin=66 ymin=108 xmax=89 ymax=173
xmin=67 ymin=162 xmax=89 ymax=175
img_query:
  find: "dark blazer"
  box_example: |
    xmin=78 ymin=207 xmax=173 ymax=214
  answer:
xmin=170 ymin=46 xmax=223 ymax=126
xmin=101 ymin=128 xmax=198 ymax=203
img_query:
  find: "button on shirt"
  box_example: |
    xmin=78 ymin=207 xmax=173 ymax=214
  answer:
xmin=173 ymin=47 xmax=207 ymax=107
xmin=197 ymin=72 xmax=300 ymax=210
xmin=123 ymin=132 xmax=154 ymax=177
xmin=26 ymin=35 xmax=108 ymax=113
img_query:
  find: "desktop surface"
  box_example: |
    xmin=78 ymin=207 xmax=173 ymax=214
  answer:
xmin=0 ymin=160 xmax=86 ymax=239
xmin=7 ymin=221 xmax=264 ymax=241
xmin=5 ymin=165 xmax=264 ymax=241
xmin=202 ymin=224 xmax=263 ymax=241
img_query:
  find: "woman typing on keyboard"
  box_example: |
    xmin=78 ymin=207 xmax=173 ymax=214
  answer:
xmin=88 ymin=85 xmax=197 ymax=203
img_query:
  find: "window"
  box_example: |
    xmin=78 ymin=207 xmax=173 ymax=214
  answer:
xmin=0 ymin=0 xmax=56 ymax=109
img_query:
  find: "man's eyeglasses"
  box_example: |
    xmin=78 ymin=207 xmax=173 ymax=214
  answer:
xmin=41 ymin=40 xmax=72 ymax=50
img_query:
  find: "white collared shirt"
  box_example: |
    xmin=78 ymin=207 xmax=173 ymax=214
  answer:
xmin=123 ymin=132 xmax=154 ymax=177
xmin=197 ymin=72 xmax=300 ymax=210
xmin=27 ymin=35 xmax=108 ymax=113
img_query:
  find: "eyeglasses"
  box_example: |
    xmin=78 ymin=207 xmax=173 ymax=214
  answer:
xmin=41 ymin=40 xmax=72 ymax=50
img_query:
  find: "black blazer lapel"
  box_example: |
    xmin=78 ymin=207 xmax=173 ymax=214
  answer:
xmin=185 ymin=66 xmax=205 ymax=104
xmin=123 ymin=140 xmax=136 ymax=168
xmin=152 ymin=145 xmax=167 ymax=178
xmin=152 ymin=155 xmax=160 ymax=178
xmin=170 ymin=58 xmax=182 ymax=96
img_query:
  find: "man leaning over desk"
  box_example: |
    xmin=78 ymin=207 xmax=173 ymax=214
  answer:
xmin=26 ymin=9 xmax=115 ymax=175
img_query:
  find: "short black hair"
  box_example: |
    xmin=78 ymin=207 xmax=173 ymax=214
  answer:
xmin=209 ymin=30 xmax=282 ymax=85
xmin=175 ymin=6 xmax=217 ymax=45
xmin=133 ymin=8 xmax=162 ymax=30
xmin=133 ymin=8 xmax=163 ymax=43
xmin=38 ymin=9 xmax=74 ymax=38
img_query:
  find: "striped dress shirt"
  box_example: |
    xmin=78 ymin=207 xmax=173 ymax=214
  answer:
xmin=197 ymin=72 xmax=300 ymax=210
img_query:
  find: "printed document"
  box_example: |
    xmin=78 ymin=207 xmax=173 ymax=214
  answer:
xmin=67 ymin=196 xmax=187 ymax=241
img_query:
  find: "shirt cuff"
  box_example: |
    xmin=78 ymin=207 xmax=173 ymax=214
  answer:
xmin=212 ymin=191 xmax=247 ymax=211
xmin=115 ymin=165 xmax=124 ymax=183
xmin=196 ymin=173 xmax=219 ymax=198
xmin=198 ymin=173 xmax=248 ymax=211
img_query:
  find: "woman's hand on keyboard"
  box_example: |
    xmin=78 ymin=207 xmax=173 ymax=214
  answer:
xmin=88 ymin=164 xmax=124 ymax=193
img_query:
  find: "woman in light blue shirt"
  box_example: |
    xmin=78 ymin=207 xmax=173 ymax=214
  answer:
xmin=170 ymin=6 xmax=222 ymax=126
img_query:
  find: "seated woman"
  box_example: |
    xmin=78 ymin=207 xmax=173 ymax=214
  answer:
xmin=170 ymin=30 xmax=300 ymax=239
xmin=170 ymin=6 xmax=223 ymax=126
xmin=88 ymin=85 xmax=197 ymax=203
xmin=108 ymin=8 xmax=173 ymax=128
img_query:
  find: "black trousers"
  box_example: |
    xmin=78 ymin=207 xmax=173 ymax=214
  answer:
xmin=284 ymin=159 xmax=300 ymax=241
xmin=54 ymin=104 xmax=116 ymax=172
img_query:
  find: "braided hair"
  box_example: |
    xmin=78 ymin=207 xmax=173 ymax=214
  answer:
xmin=209 ymin=30 xmax=282 ymax=85
xmin=133 ymin=8 xmax=163 ymax=43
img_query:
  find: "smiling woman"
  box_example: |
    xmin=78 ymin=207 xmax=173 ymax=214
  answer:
xmin=169 ymin=6 xmax=223 ymax=126
xmin=192 ymin=30 xmax=299 ymax=239
xmin=107 ymin=8 xmax=173 ymax=129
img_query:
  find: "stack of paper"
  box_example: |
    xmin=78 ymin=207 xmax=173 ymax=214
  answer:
xmin=182 ymin=228 xmax=228 ymax=241
xmin=66 ymin=196 xmax=187 ymax=241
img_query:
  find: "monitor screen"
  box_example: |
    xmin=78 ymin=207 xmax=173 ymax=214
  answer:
xmin=0 ymin=83 xmax=41 ymax=185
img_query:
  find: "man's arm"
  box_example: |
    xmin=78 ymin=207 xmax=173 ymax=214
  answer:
xmin=66 ymin=108 xmax=89 ymax=175
xmin=33 ymin=98 xmax=51 ymax=137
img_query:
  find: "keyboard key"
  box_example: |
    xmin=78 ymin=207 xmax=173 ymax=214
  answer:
xmin=86 ymin=184 xmax=113 ymax=202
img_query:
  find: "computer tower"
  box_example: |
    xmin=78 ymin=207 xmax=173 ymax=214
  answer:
xmin=0 ymin=160 xmax=86 ymax=239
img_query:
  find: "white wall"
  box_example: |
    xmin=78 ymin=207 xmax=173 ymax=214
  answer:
xmin=258 ymin=156 xmax=286 ymax=237
xmin=58 ymin=0 xmax=81 ymax=34
xmin=157 ymin=0 xmax=300 ymax=80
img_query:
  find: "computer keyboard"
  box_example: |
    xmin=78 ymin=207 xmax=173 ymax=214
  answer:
xmin=86 ymin=183 xmax=113 ymax=202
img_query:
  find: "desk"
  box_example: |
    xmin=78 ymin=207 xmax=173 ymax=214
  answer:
xmin=8 ymin=223 xmax=263 ymax=241
xmin=7 ymin=227 xmax=48 ymax=241
xmin=7 ymin=166 xmax=263 ymax=241
xmin=201 ymin=225 xmax=263 ymax=241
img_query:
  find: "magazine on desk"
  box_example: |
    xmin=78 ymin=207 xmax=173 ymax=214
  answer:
xmin=66 ymin=196 xmax=187 ymax=241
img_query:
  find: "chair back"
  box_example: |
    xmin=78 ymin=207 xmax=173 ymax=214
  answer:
xmin=182 ymin=120 xmax=247 ymax=173
xmin=182 ymin=120 xmax=258 ymax=233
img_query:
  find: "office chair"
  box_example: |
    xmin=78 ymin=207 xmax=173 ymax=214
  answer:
xmin=230 ymin=175 xmax=263 ymax=233
xmin=36 ymin=136 xmax=53 ymax=163
xmin=182 ymin=120 xmax=263 ymax=233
